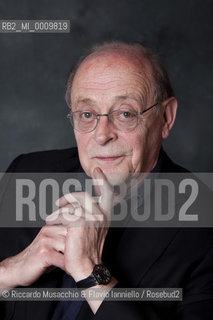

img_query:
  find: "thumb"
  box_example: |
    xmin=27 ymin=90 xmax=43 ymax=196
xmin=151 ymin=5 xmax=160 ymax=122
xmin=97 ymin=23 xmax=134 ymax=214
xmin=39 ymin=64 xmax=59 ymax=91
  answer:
xmin=92 ymin=167 xmax=113 ymax=213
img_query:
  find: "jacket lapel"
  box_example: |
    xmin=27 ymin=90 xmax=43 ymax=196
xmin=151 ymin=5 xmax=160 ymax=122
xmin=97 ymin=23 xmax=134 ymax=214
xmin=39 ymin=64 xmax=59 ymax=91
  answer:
xmin=102 ymin=150 xmax=183 ymax=287
xmin=103 ymin=227 xmax=179 ymax=287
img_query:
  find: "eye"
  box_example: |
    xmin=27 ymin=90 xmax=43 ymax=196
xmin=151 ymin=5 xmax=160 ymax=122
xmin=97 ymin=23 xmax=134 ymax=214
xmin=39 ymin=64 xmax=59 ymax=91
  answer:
xmin=79 ymin=111 xmax=94 ymax=120
xmin=119 ymin=110 xmax=136 ymax=119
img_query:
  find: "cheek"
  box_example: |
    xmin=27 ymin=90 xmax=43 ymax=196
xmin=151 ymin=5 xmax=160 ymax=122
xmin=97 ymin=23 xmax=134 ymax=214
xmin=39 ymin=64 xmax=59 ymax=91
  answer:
xmin=125 ymin=132 xmax=145 ymax=170
xmin=75 ymin=134 xmax=91 ymax=168
xmin=130 ymin=119 xmax=163 ymax=170
xmin=75 ymin=132 xmax=90 ymax=151
xmin=131 ymin=142 xmax=144 ymax=169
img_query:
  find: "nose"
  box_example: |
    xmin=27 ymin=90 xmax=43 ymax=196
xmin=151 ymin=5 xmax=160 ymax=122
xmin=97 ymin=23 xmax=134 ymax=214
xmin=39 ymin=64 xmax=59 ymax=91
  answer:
xmin=93 ymin=115 xmax=118 ymax=145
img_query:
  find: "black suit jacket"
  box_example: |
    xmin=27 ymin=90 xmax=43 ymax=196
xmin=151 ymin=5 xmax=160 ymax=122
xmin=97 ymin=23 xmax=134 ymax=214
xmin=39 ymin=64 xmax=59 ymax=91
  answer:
xmin=0 ymin=147 xmax=213 ymax=319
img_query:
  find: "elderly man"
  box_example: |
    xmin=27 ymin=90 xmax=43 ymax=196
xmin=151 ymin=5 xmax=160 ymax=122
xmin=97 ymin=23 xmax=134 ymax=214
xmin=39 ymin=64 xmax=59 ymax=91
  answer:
xmin=0 ymin=41 xmax=213 ymax=320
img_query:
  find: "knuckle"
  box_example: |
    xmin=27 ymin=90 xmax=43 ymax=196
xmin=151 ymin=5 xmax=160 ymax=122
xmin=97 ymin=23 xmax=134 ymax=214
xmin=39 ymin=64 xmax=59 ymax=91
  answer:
xmin=98 ymin=214 xmax=104 ymax=222
xmin=65 ymin=192 xmax=79 ymax=202
xmin=79 ymin=217 xmax=86 ymax=226
xmin=36 ymin=245 xmax=49 ymax=257
xmin=58 ymin=234 xmax=65 ymax=242
xmin=67 ymin=226 xmax=73 ymax=234
xmin=38 ymin=234 xmax=49 ymax=245
xmin=40 ymin=225 xmax=50 ymax=234
xmin=84 ymin=191 xmax=90 ymax=198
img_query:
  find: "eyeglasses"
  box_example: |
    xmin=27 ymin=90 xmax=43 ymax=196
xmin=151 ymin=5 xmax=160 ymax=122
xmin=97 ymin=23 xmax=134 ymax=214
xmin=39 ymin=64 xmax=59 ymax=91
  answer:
xmin=67 ymin=102 xmax=159 ymax=133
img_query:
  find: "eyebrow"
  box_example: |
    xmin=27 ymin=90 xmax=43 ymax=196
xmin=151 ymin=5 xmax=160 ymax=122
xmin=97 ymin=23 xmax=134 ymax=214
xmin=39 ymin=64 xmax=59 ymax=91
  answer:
xmin=116 ymin=95 xmax=145 ymax=106
xmin=75 ymin=95 xmax=142 ymax=106
xmin=74 ymin=98 xmax=95 ymax=105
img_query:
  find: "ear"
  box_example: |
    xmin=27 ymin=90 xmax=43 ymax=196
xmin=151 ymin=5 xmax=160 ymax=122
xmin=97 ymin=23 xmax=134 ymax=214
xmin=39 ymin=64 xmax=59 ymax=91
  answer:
xmin=161 ymin=97 xmax=178 ymax=139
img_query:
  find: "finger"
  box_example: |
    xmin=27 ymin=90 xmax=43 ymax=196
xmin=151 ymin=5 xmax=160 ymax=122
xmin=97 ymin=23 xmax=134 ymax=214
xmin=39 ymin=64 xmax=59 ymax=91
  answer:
xmin=46 ymin=211 xmax=76 ymax=225
xmin=40 ymin=225 xmax=68 ymax=236
xmin=55 ymin=193 xmax=81 ymax=207
xmin=51 ymin=236 xmax=66 ymax=253
xmin=92 ymin=167 xmax=113 ymax=213
xmin=56 ymin=192 xmax=97 ymax=215
xmin=47 ymin=204 xmax=90 ymax=226
xmin=46 ymin=206 xmax=75 ymax=224
xmin=73 ymin=207 xmax=105 ymax=223
xmin=44 ymin=249 xmax=65 ymax=271
xmin=40 ymin=235 xmax=66 ymax=253
xmin=47 ymin=207 xmax=103 ymax=226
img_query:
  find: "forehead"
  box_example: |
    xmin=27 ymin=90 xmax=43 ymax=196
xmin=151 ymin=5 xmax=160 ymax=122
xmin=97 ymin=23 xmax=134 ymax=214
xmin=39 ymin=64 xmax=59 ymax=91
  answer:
xmin=71 ymin=51 xmax=154 ymax=104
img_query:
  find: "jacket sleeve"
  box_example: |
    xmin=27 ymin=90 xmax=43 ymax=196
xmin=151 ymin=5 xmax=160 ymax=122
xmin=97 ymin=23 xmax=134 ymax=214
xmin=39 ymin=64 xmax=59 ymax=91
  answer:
xmin=76 ymin=247 xmax=213 ymax=319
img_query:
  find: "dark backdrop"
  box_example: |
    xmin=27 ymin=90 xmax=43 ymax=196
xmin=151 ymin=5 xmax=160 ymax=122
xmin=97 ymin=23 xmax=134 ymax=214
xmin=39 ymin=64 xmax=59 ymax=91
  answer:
xmin=0 ymin=0 xmax=212 ymax=172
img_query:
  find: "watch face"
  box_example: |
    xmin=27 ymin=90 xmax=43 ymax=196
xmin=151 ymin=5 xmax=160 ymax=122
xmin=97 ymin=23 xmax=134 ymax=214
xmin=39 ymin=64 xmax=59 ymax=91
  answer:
xmin=93 ymin=264 xmax=111 ymax=285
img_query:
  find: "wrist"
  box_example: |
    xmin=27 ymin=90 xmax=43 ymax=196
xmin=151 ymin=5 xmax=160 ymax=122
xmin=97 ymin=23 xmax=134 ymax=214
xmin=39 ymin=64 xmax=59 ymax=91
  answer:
xmin=67 ymin=263 xmax=95 ymax=282
xmin=0 ymin=260 xmax=17 ymax=290
xmin=75 ymin=264 xmax=112 ymax=289
xmin=85 ymin=276 xmax=118 ymax=289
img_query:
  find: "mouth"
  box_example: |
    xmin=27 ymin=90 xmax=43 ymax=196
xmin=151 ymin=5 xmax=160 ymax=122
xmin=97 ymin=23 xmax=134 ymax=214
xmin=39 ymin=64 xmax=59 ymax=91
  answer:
xmin=95 ymin=155 xmax=124 ymax=161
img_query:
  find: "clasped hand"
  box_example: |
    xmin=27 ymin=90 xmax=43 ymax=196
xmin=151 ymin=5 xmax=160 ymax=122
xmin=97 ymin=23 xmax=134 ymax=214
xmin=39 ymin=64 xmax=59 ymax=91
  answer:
xmin=1 ymin=168 xmax=113 ymax=288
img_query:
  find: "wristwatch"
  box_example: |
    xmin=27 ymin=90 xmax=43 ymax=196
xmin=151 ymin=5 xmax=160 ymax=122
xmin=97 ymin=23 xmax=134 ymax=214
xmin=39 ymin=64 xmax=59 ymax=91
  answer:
xmin=76 ymin=264 xmax=111 ymax=289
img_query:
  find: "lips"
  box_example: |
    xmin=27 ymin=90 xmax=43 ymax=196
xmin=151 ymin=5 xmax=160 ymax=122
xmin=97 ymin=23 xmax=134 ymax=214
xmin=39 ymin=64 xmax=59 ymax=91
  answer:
xmin=95 ymin=155 xmax=123 ymax=161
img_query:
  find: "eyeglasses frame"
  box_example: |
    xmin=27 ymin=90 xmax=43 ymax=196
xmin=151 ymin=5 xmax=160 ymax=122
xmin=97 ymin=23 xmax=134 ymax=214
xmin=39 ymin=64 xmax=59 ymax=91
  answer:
xmin=67 ymin=102 xmax=159 ymax=133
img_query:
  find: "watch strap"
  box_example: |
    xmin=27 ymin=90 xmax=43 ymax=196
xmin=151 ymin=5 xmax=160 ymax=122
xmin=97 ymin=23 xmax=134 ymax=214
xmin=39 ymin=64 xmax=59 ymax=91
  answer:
xmin=76 ymin=264 xmax=111 ymax=289
xmin=76 ymin=273 xmax=99 ymax=289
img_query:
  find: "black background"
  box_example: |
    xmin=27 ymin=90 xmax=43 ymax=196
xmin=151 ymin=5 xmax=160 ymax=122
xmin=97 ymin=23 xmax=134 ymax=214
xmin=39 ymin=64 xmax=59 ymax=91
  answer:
xmin=0 ymin=0 xmax=212 ymax=172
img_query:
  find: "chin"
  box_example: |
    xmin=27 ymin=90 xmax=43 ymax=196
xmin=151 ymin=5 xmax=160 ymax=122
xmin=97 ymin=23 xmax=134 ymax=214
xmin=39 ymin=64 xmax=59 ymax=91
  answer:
xmin=85 ymin=163 xmax=132 ymax=186
xmin=100 ymin=170 xmax=130 ymax=186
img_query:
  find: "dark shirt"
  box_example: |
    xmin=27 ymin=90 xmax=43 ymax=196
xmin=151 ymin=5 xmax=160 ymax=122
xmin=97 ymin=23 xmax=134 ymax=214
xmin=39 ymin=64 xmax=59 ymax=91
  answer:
xmin=51 ymin=150 xmax=163 ymax=320
xmin=51 ymin=273 xmax=82 ymax=320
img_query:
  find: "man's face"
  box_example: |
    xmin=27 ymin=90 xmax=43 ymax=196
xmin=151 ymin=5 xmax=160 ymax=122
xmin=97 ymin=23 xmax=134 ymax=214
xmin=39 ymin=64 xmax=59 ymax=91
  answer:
xmin=71 ymin=51 xmax=165 ymax=183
